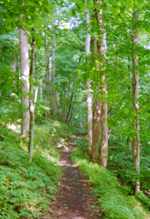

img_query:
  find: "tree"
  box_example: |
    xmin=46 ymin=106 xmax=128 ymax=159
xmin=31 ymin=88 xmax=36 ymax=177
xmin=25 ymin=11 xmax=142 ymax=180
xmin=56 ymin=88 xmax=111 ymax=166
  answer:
xmin=94 ymin=0 xmax=109 ymax=167
xmin=28 ymin=35 xmax=36 ymax=161
xmin=20 ymin=29 xmax=30 ymax=137
xmin=85 ymin=0 xmax=93 ymax=149
xmin=131 ymin=9 xmax=141 ymax=193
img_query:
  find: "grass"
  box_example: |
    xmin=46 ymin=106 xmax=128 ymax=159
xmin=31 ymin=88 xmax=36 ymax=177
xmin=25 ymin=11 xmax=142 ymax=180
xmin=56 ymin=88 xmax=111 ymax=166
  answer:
xmin=72 ymin=143 xmax=150 ymax=219
xmin=0 ymin=120 xmax=71 ymax=219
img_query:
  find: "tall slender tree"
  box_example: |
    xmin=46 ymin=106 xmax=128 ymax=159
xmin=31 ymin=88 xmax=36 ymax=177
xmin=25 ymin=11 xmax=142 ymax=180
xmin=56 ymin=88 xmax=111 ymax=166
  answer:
xmin=91 ymin=38 xmax=101 ymax=161
xmin=28 ymin=35 xmax=36 ymax=161
xmin=20 ymin=29 xmax=30 ymax=137
xmin=85 ymin=0 xmax=93 ymax=149
xmin=44 ymin=28 xmax=58 ymax=117
xmin=94 ymin=0 xmax=109 ymax=167
xmin=131 ymin=9 xmax=141 ymax=193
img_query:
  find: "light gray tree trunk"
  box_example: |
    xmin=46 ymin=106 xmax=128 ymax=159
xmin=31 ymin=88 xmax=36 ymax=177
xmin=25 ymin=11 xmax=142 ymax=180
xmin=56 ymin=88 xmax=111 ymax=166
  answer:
xmin=51 ymin=34 xmax=58 ymax=115
xmin=85 ymin=0 xmax=93 ymax=148
xmin=131 ymin=10 xmax=140 ymax=193
xmin=87 ymin=80 xmax=93 ymax=147
xmin=20 ymin=29 xmax=30 ymax=137
xmin=45 ymin=32 xmax=58 ymax=117
xmin=100 ymin=73 xmax=108 ymax=168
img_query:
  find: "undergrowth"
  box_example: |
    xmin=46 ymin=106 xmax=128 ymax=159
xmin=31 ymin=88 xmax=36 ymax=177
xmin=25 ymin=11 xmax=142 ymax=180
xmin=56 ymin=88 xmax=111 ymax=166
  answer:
xmin=72 ymin=140 xmax=150 ymax=219
xmin=0 ymin=120 xmax=70 ymax=219
xmin=108 ymin=144 xmax=150 ymax=193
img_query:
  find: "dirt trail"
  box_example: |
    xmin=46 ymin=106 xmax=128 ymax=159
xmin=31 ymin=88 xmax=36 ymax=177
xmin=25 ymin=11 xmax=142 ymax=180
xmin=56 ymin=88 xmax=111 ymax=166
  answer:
xmin=42 ymin=140 xmax=101 ymax=219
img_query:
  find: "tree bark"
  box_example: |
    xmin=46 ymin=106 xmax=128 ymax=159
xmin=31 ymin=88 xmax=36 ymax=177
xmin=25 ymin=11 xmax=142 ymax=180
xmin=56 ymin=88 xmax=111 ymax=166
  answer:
xmin=90 ymin=37 xmax=101 ymax=161
xmin=92 ymin=101 xmax=101 ymax=160
xmin=20 ymin=29 xmax=30 ymax=137
xmin=100 ymin=73 xmax=108 ymax=167
xmin=45 ymin=33 xmax=58 ymax=117
xmin=87 ymin=80 xmax=93 ymax=147
xmin=85 ymin=0 xmax=93 ymax=149
xmin=131 ymin=10 xmax=140 ymax=193
xmin=94 ymin=0 xmax=109 ymax=168
xmin=51 ymin=34 xmax=58 ymax=115
xmin=65 ymin=89 xmax=74 ymax=123
xmin=28 ymin=37 xmax=36 ymax=161
xmin=85 ymin=0 xmax=91 ymax=55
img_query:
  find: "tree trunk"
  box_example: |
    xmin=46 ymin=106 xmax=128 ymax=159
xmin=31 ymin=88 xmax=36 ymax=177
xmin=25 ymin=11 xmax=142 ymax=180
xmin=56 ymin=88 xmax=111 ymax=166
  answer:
xmin=28 ymin=37 xmax=36 ymax=161
xmin=92 ymin=101 xmax=101 ymax=160
xmin=85 ymin=0 xmax=93 ymax=149
xmin=100 ymin=74 xmax=108 ymax=167
xmin=94 ymin=0 xmax=109 ymax=168
xmin=65 ymin=90 xmax=74 ymax=123
xmin=87 ymin=80 xmax=93 ymax=148
xmin=131 ymin=10 xmax=140 ymax=193
xmin=85 ymin=0 xmax=91 ymax=55
xmin=45 ymin=33 xmax=57 ymax=117
xmin=90 ymin=37 xmax=101 ymax=161
xmin=20 ymin=29 xmax=30 ymax=137
xmin=51 ymin=34 xmax=58 ymax=115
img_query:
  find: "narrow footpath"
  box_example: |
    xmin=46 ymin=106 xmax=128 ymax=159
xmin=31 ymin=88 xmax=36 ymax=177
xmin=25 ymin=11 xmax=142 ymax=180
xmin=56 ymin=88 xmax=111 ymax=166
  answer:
xmin=42 ymin=140 xmax=101 ymax=219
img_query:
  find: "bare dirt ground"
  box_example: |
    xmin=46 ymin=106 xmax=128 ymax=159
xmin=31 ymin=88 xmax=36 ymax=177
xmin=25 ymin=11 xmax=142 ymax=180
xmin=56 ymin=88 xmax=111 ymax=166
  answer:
xmin=42 ymin=141 xmax=101 ymax=219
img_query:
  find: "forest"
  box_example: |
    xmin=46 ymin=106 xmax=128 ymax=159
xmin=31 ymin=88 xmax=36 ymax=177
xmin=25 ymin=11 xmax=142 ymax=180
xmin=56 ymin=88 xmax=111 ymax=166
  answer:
xmin=0 ymin=0 xmax=150 ymax=218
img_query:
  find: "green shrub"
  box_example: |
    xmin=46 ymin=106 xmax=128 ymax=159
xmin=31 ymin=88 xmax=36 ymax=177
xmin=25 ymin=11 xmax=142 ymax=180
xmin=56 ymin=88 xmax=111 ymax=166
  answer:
xmin=72 ymin=145 xmax=149 ymax=219
xmin=0 ymin=123 xmax=62 ymax=219
xmin=136 ymin=192 xmax=150 ymax=210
